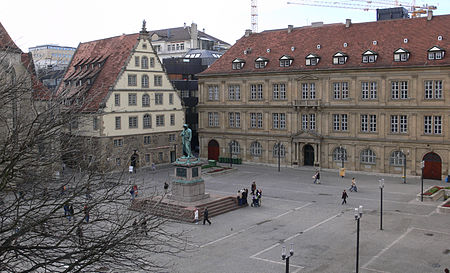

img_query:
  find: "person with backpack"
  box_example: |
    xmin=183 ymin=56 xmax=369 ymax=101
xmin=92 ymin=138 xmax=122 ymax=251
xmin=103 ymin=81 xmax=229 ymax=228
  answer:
xmin=203 ymin=207 xmax=211 ymax=225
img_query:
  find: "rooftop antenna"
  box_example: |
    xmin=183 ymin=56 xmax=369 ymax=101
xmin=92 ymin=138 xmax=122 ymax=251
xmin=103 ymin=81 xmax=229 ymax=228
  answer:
xmin=251 ymin=0 xmax=258 ymax=33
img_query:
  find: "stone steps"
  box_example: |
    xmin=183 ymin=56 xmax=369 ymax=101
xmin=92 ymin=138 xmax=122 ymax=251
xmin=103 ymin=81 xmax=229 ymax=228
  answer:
xmin=130 ymin=195 xmax=245 ymax=222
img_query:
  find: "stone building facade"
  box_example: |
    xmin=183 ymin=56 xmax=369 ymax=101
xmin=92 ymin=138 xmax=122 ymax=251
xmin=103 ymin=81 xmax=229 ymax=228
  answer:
xmin=57 ymin=23 xmax=184 ymax=171
xmin=198 ymin=13 xmax=450 ymax=180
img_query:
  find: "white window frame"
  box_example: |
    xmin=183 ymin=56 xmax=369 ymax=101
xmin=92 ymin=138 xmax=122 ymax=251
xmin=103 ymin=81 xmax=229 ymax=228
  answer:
xmin=361 ymin=149 xmax=376 ymax=164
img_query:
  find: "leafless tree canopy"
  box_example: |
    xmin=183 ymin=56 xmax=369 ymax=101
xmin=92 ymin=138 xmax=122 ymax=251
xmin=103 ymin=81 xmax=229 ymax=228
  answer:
xmin=0 ymin=52 xmax=186 ymax=273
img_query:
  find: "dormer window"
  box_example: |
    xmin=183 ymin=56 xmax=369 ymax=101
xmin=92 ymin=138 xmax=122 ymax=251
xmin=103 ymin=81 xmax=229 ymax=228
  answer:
xmin=333 ymin=52 xmax=348 ymax=65
xmin=279 ymin=55 xmax=293 ymax=67
xmin=255 ymin=57 xmax=268 ymax=68
xmin=393 ymin=48 xmax=410 ymax=62
xmin=305 ymin=54 xmax=320 ymax=66
xmin=362 ymin=50 xmax=378 ymax=63
xmin=232 ymin=58 xmax=245 ymax=70
xmin=428 ymin=46 xmax=445 ymax=60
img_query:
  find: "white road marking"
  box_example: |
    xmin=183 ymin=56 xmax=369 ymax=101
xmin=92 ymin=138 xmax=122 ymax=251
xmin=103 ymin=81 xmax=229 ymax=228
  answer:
xmin=362 ymin=227 xmax=413 ymax=269
xmin=251 ymin=256 xmax=304 ymax=270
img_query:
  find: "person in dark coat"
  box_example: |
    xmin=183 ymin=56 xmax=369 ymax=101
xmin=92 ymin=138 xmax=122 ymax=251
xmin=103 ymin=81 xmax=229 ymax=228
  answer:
xmin=251 ymin=181 xmax=256 ymax=195
xmin=342 ymin=190 xmax=348 ymax=205
xmin=203 ymin=207 xmax=211 ymax=225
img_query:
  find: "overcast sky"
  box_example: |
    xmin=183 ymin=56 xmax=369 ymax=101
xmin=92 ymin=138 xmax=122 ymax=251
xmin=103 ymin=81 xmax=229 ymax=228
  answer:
xmin=1 ymin=0 xmax=448 ymax=52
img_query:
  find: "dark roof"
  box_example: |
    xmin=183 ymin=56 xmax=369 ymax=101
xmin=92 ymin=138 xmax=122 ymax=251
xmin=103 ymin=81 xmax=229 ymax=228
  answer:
xmin=0 ymin=22 xmax=21 ymax=52
xmin=151 ymin=26 xmax=229 ymax=46
xmin=57 ymin=33 xmax=139 ymax=111
xmin=20 ymin=52 xmax=51 ymax=100
xmin=201 ymin=14 xmax=450 ymax=76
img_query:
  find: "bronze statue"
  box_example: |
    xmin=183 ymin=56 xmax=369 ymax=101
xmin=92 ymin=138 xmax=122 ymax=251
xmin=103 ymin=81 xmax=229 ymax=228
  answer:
xmin=180 ymin=124 xmax=193 ymax=158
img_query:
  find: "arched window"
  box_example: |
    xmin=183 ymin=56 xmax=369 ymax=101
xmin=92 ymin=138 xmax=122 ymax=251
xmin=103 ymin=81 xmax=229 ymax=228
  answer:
xmin=390 ymin=151 xmax=405 ymax=166
xmin=360 ymin=149 xmax=376 ymax=164
xmin=250 ymin=141 xmax=262 ymax=156
xmin=141 ymin=56 xmax=149 ymax=69
xmin=143 ymin=114 xmax=151 ymax=128
xmin=229 ymin=141 xmax=240 ymax=155
xmin=142 ymin=94 xmax=150 ymax=107
xmin=142 ymin=75 xmax=149 ymax=88
xmin=272 ymin=143 xmax=286 ymax=158
xmin=333 ymin=146 xmax=347 ymax=162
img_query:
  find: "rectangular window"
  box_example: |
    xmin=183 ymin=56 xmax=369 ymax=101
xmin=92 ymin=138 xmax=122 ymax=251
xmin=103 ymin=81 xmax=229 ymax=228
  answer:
xmin=134 ymin=56 xmax=139 ymax=67
xmin=302 ymin=83 xmax=308 ymax=100
xmin=273 ymin=84 xmax=279 ymax=100
xmin=144 ymin=135 xmax=151 ymax=145
xmin=158 ymin=152 xmax=163 ymax=161
xmin=424 ymin=116 xmax=432 ymax=134
xmin=310 ymin=83 xmax=316 ymax=99
xmin=342 ymin=82 xmax=349 ymax=99
xmin=170 ymin=114 xmax=175 ymax=126
xmin=128 ymin=75 xmax=137 ymax=86
xmin=333 ymin=114 xmax=340 ymax=131
xmin=435 ymin=80 xmax=443 ymax=99
xmin=425 ymin=81 xmax=433 ymax=99
xmin=370 ymin=82 xmax=377 ymax=99
xmin=400 ymin=115 xmax=407 ymax=133
xmin=115 ymin=116 xmax=121 ymax=130
xmin=169 ymin=134 xmax=176 ymax=142
xmin=302 ymin=114 xmax=308 ymax=130
xmin=272 ymin=113 xmax=286 ymax=129
xmin=272 ymin=113 xmax=279 ymax=129
xmin=309 ymin=114 xmax=315 ymax=130
xmin=280 ymin=113 xmax=286 ymax=129
xmin=156 ymin=115 xmax=165 ymax=126
xmin=302 ymin=83 xmax=316 ymax=99
xmin=257 ymin=84 xmax=263 ymax=100
xmin=250 ymin=113 xmax=256 ymax=128
xmin=208 ymin=112 xmax=219 ymax=127
xmin=113 ymin=138 xmax=123 ymax=147
xmin=145 ymin=154 xmax=150 ymax=162
xmin=229 ymin=112 xmax=234 ymax=128
xmin=150 ymin=57 xmax=155 ymax=68
xmin=114 ymin=94 xmax=120 ymax=106
xmin=155 ymin=93 xmax=163 ymax=105
xmin=128 ymin=93 xmax=137 ymax=106
xmin=93 ymin=117 xmax=98 ymax=130
xmin=333 ymin=83 xmax=341 ymax=99
xmin=391 ymin=81 xmax=399 ymax=100
xmin=169 ymin=93 xmax=174 ymax=104
xmin=208 ymin=85 xmax=219 ymax=100
xmin=361 ymin=114 xmax=368 ymax=132
xmin=361 ymin=82 xmax=369 ymax=99
xmin=251 ymin=84 xmax=262 ymax=100
xmin=235 ymin=112 xmax=240 ymax=128
xmin=257 ymin=113 xmax=263 ymax=128
xmin=272 ymin=84 xmax=287 ymax=100
xmin=434 ymin=116 xmax=442 ymax=134
xmin=400 ymin=81 xmax=408 ymax=99
xmin=425 ymin=80 xmax=443 ymax=100
xmin=228 ymin=85 xmax=241 ymax=100
xmin=391 ymin=115 xmax=398 ymax=133
xmin=370 ymin=115 xmax=377 ymax=132
xmin=341 ymin=114 xmax=348 ymax=131
xmin=129 ymin=116 xmax=138 ymax=128
xmin=392 ymin=81 xmax=408 ymax=99
xmin=154 ymin=75 xmax=162 ymax=86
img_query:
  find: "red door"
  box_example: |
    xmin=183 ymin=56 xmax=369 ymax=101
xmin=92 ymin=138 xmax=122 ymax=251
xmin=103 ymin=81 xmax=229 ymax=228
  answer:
xmin=423 ymin=152 xmax=442 ymax=180
xmin=208 ymin=140 xmax=219 ymax=161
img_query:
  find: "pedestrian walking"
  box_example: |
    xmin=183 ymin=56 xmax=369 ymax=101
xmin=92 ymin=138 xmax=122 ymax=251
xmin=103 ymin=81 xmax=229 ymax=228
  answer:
xmin=164 ymin=182 xmax=169 ymax=193
xmin=257 ymin=189 xmax=262 ymax=206
xmin=341 ymin=190 xmax=348 ymax=205
xmin=69 ymin=205 xmax=74 ymax=221
xmin=194 ymin=208 xmax=199 ymax=224
xmin=251 ymin=181 xmax=256 ymax=195
xmin=152 ymin=163 xmax=156 ymax=172
xmin=64 ymin=203 xmax=69 ymax=218
xmin=76 ymin=226 xmax=83 ymax=245
xmin=84 ymin=205 xmax=89 ymax=223
xmin=141 ymin=218 xmax=148 ymax=235
xmin=130 ymin=187 xmax=135 ymax=200
xmin=349 ymin=177 xmax=357 ymax=192
xmin=203 ymin=207 xmax=211 ymax=225
xmin=313 ymin=170 xmax=320 ymax=184
xmin=133 ymin=185 xmax=138 ymax=197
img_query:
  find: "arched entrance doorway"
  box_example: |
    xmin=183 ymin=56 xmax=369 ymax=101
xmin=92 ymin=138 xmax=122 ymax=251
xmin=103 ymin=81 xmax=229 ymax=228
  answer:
xmin=423 ymin=152 xmax=442 ymax=180
xmin=130 ymin=151 xmax=139 ymax=171
xmin=208 ymin=140 xmax=220 ymax=161
xmin=303 ymin=144 xmax=314 ymax=166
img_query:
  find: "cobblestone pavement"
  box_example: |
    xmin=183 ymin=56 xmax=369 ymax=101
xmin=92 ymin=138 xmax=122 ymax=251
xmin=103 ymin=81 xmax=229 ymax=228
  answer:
xmin=129 ymin=163 xmax=450 ymax=273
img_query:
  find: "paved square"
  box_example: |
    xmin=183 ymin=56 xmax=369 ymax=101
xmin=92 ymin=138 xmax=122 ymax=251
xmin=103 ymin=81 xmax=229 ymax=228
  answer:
xmin=134 ymin=164 xmax=450 ymax=273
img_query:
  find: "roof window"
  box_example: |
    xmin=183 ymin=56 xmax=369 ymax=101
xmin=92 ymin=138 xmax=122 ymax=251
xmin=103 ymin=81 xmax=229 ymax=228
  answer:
xmin=427 ymin=46 xmax=445 ymax=60
xmin=305 ymin=54 xmax=320 ymax=66
xmin=279 ymin=55 xmax=293 ymax=67
xmin=232 ymin=58 xmax=245 ymax=70
xmin=393 ymin=48 xmax=410 ymax=62
xmin=362 ymin=50 xmax=378 ymax=63
xmin=255 ymin=57 xmax=268 ymax=68
xmin=333 ymin=52 xmax=348 ymax=65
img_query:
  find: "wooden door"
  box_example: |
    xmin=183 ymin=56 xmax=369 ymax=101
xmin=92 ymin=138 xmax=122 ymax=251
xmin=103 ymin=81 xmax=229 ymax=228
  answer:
xmin=208 ymin=140 xmax=220 ymax=161
xmin=423 ymin=152 xmax=441 ymax=180
xmin=304 ymin=144 xmax=315 ymax=166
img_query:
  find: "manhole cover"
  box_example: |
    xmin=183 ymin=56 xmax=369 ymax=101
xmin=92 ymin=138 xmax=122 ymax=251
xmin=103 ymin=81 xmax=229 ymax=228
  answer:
xmin=425 ymin=233 xmax=434 ymax=236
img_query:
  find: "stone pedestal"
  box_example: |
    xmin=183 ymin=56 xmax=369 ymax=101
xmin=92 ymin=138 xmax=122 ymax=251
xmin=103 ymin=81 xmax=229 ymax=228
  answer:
xmin=171 ymin=157 xmax=209 ymax=202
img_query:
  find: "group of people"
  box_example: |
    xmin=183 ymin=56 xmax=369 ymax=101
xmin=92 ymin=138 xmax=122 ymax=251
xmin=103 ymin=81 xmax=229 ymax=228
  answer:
xmin=130 ymin=185 xmax=138 ymax=200
xmin=237 ymin=188 xmax=249 ymax=206
xmin=63 ymin=203 xmax=90 ymax=223
xmin=312 ymin=170 xmax=358 ymax=205
xmin=193 ymin=207 xmax=211 ymax=225
xmin=236 ymin=181 xmax=263 ymax=208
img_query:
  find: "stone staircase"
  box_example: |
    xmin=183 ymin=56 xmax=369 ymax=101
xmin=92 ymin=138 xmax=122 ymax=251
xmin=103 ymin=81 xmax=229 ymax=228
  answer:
xmin=130 ymin=195 xmax=245 ymax=222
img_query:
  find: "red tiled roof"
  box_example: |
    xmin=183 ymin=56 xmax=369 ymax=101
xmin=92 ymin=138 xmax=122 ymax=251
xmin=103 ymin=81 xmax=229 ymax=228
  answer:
xmin=0 ymin=22 xmax=21 ymax=52
xmin=201 ymin=14 xmax=450 ymax=76
xmin=57 ymin=33 xmax=139 ymax=111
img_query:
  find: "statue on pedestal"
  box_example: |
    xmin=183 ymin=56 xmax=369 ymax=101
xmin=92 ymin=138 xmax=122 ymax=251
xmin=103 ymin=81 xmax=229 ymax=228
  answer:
xmin=180 ymin=124 xmax=193 ymax=158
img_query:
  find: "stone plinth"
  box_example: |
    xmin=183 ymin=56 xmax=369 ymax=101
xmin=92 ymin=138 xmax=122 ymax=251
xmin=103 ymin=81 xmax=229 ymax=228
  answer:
xmin=171 ymin=157 xmax=209 ymax=202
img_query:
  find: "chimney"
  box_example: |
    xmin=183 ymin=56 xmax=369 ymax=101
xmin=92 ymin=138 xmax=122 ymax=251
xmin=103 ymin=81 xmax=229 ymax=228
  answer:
xmin=184 ymin=22 xmax=186 ymax=28
xmin=203 ymin=28 xmax=205 ymax=33
xmin=191 ymin=22 xmax=198 ymax=48
xmin=288 ymin=25 xmax=294 ymax=33
xmin=311 ymin=21 xmax=323 ymax=27
xmin=427 ymin=10 xmax=433 ymax=21
xmin=245 ymin=29 xmax=252 ymax=37
xmin=346 ymin=19 xmax=352 ymax=28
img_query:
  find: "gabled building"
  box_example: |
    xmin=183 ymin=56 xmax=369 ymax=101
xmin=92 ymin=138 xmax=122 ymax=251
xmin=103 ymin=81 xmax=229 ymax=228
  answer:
xmin=198 ymin=12 xmax=450 ymax=180
xmin=57 ymin=23 xmax=184 ymax=170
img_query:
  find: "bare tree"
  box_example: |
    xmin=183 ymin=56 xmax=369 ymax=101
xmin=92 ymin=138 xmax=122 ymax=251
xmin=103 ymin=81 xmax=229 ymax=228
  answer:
xmin=0 ymin=50 xmax=186 ymax=272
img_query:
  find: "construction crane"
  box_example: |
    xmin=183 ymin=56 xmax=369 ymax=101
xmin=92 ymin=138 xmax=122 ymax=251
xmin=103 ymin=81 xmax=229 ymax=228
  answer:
xmin=251 ymin=0 xmax=258 ymax=33
xmin=287 ymin=0 xmax=437 ymax=17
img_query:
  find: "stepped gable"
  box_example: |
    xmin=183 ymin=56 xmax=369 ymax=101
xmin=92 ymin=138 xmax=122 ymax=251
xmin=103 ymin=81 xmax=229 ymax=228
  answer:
xmin=201 ymin=14 xmax=450 ymax=76
xmin=0 ymin=22 xmax=21 ymax=52
xmin=57 ymin=33 xmax=139 ymax=112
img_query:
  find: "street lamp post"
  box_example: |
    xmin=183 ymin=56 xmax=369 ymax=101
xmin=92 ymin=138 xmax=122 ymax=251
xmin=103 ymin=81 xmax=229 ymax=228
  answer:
xmin=402 ymin=150 xmax=407 ymax=184
xmin=281 ymin=243 xmax=294 ymax=273
xmin=229 ymin=142 xmax=233 ymax=168
xmin=278 ymin=142 xmax=281 ymax=172
xmin=354 ymin=205 xmax=363 ymax=273
xmin=340 ymin=145 xmax=344 ymax=169
xmin=379 ymin=178 xmax=384 ymax=230
xmin=421 ymin=160 xmax=425 ymax=202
